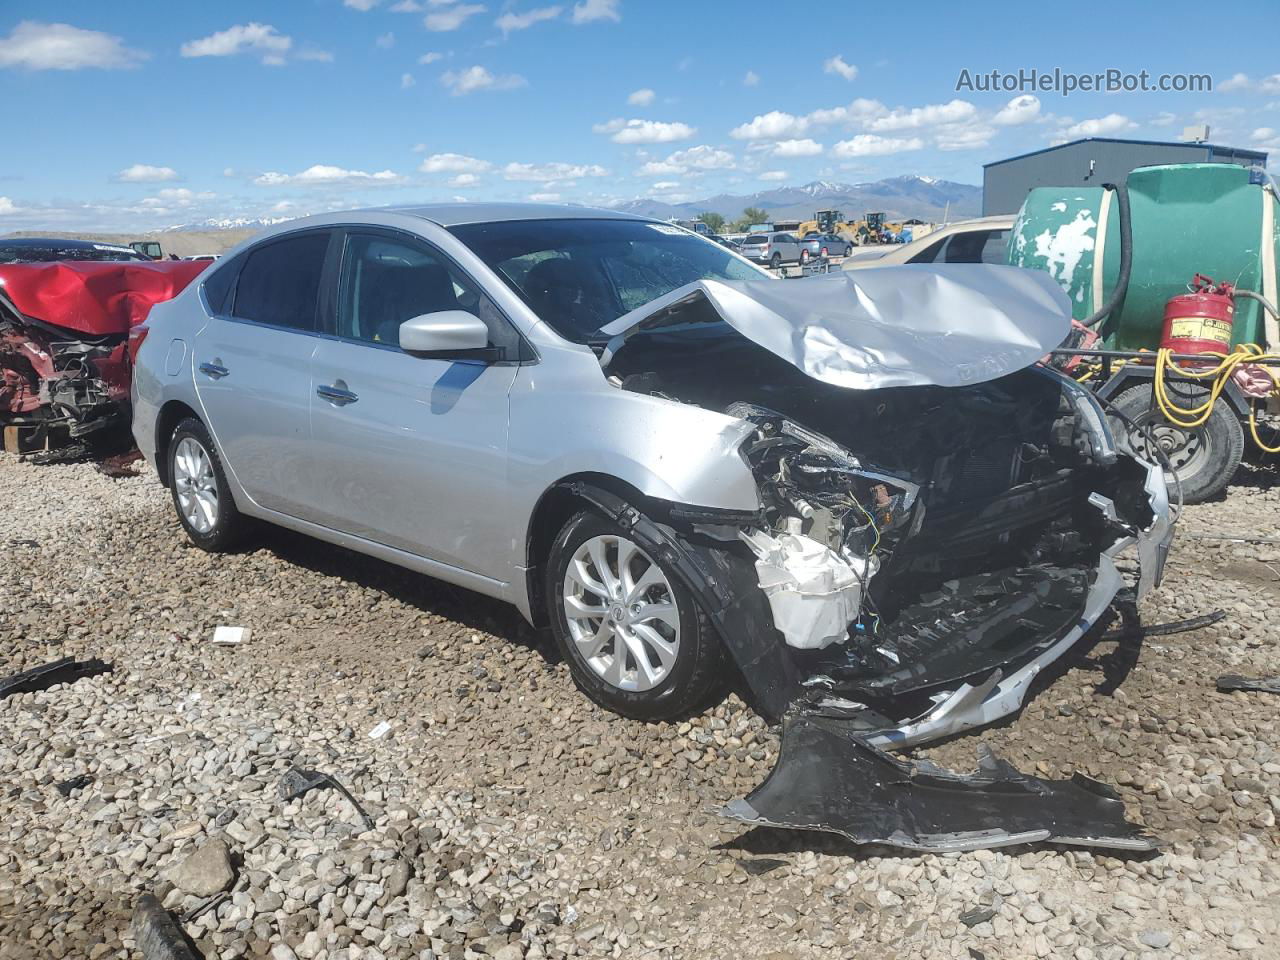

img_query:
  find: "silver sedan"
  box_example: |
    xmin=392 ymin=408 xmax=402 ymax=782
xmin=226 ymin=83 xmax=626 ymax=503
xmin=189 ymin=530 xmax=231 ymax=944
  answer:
xmin=132 ymin=204 xmax=1170 ymax=741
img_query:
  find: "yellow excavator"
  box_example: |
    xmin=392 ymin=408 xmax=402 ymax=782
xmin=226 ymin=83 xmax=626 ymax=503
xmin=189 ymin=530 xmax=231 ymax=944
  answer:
xmin=795 ymin=210 xmax=905 ymax=245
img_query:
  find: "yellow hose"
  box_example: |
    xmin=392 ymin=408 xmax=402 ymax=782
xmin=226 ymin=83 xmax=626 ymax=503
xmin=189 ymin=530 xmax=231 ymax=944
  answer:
xmin=1151 ymin=344 xmax=1280 ymax=452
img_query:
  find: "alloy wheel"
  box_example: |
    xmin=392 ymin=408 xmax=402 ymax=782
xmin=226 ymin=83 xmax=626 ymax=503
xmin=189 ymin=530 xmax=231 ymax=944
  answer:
xmin=562 ymin=534 xmax=681 ymax=692
xmin=173 ymin=436 xmax=219 ymax=534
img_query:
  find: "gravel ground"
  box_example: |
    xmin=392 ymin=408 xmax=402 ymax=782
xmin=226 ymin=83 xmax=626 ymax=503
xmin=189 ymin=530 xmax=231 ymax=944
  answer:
xmin=2 ymin=454 xmax=1278 ymax=960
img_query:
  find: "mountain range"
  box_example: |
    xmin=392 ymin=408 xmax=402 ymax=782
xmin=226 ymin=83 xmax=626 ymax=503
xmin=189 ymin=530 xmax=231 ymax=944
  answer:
xmin=160 ymin=175 xmax=982 ymax=232
xmin=609 ymin=176 xmax=982 ymax=224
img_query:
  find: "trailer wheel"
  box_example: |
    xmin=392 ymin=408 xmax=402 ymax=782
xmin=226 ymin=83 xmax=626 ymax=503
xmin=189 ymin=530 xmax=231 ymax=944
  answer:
xmin=1109 ymin=382 xmax=1244 ymax=503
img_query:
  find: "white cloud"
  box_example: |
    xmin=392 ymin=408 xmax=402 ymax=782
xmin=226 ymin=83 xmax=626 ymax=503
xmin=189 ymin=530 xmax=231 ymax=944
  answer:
xmin=992 ymin=94 xmax=1040 ymax=126
xmin=181 ymin=23 xmax=292 ymax=64
xmin=376 ymin=32 xmax=396 ymax=48
xmin=570 ymin=0 xmax=620 ymax=23
xmin=1219 ymin=73 xmax=1251 ymax=92
xmin=935 ymin=122 xmax=994 ymax=151
xmin=390 ymin=0 xmax=424 ymax=10
xmin=1253 ymin=127 xmax=1277 ymax=141
xmin=344 ymin=0 xmax=381 ymax=9
xmin=730 ymin=110 xmax=810 ymax=141
xmin=627 ymin=87 xmax=655 ymax=106
xmin=425 ymin=4 xmax=487 ymax=30
xmin=441 ymin=64 xmax=526 ymax=94
xmin=254 ymin=165 xmax=406 ymax=186
xmin=503 ymin=161 xmax=607 ymax=181
xmin=831 ymin=134 xmax=923 ymax=157
xmin=759 ymin=170 xmax=788 ymax=181
xmin=0 ymin=197 xmax=22 ymax=214
xmin=637 ymin=145 xmax=735 ymax=175
xmin=0 ymin=20 xmax=147 ymax=70
xmin=449 ymin=173 xmax=480 ymax=187
xmin=650 ymin=181 xmax=680 ymax=190
xmin=1262 ymin=75 xmax=1280 ymax=95
xmin=115 ymin=164 xmax=180 ymax=183
xmin=823 ymin=55 xmax=857 ymax=82
xmin=139 ymin=188 xmax=216 ymax=209
xmin=496 ymin=6 xmax=562 ymax=33
xmin=592 ymin=118 xmax=696 ymax=143
xmin=1063 ymin=113 xmax=1136 ymax=137
xmin=1150 ymin=111 xmax=1178 ymax=128
xmin=419 ymin=152 xmax=492 ymax=173
xmin=743 ymin=70 xmax=758 ymax=87
xmin=773 ymin=138 xmax=823 ymax=157
xmin=418 ymin=51 xmax=443 ymax=64
xmin=528 ymin=192 xmax=562 ymax=202
xmin=866 ymin=99 xmax=976 ymax=132
xmin=401 ymin=72 xmax=415 ymax=88
xmin=807 ymin=98 xmax=886 ymax=126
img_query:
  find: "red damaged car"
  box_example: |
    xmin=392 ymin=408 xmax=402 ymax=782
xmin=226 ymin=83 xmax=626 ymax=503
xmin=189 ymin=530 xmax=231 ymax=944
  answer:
xmin=0 ymin=242 xmax=207 ymax=455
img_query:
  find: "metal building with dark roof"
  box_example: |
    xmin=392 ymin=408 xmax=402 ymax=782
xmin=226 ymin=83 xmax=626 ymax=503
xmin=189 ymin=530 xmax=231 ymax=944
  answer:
xmin=982 ymin=137 xmax=1268 ymax=215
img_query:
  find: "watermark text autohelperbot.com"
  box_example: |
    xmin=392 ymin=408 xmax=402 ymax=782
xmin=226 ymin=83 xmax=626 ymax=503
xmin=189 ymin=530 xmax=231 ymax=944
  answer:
xmin=956 ymin=68 xmax=1212 ymax=96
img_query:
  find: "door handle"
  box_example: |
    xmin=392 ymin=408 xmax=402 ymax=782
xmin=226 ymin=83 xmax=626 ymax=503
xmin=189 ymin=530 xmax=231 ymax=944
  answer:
xmin=316 ymin=384 xmax=359 ymax=406
xmin=199 ymin=362 xmax=229 ymax=379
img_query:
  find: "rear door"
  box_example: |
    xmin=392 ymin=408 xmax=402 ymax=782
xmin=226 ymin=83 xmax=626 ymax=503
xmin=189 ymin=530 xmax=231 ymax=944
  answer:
xmin=192 ymin=230 xmax=332 ymax=517
xmin=307 ymin=228 xmax=522 ymax=575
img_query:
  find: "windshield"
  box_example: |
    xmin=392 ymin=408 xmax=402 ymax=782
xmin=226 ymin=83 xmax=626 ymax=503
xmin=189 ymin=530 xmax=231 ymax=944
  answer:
xmin=450 ymin=218 xmax=765 ymax=342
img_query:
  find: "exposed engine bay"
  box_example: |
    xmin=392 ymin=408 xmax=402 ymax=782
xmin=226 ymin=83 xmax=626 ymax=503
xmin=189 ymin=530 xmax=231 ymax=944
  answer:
xmin=603 ymin=312 xmax=1169 ymax=747
xmin=0 ymin=259 xmax=206 ymax=455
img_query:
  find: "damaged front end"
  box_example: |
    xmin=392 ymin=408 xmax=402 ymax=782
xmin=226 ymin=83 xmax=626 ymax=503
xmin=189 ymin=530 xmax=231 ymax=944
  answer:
xmin=0 ymin=260 xmax=206 ymax=455
xmin=595 ymin=266 xmax=1172 ymax=849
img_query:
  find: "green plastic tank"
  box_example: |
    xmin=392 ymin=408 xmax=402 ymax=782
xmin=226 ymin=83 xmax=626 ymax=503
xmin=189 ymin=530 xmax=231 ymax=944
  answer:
xmin=1007 ymin=163 xmax=1279 ymax=350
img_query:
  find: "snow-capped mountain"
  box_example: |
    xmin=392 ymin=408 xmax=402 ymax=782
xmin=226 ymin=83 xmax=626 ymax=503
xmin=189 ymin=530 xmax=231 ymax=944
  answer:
xmin=611 ymin=175 xmax=981 ymax=223
xmin=162 ymin=216 xmax=296 ymax=232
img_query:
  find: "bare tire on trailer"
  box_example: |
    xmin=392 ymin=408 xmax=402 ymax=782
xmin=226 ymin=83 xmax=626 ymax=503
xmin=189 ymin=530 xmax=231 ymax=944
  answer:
xmin=1109 ymin=381 xmax=1244 ymax=503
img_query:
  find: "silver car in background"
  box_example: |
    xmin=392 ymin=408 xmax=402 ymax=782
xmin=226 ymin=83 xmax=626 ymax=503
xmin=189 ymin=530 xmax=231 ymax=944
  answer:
xmin=737 ymin=231 xmax=803 ymax=268
xmin=131 ymin=203 xmax=1170 ymax=748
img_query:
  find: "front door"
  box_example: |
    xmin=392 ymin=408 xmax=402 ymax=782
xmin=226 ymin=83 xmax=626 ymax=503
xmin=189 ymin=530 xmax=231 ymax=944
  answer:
xmin=307 ymin=229 xmax=520 ymax=577
xmin=193 ymin=230 xmax=332 ymax=517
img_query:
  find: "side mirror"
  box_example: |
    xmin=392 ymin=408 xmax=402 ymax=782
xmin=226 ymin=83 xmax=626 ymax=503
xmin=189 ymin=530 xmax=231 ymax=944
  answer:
xmin=399 ymin=310 xmax=491 ymax=358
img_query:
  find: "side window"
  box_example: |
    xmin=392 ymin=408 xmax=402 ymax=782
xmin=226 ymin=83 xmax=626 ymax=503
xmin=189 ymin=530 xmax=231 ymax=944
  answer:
xmin=980 ymin=230 xmax=1010 ymax=264
xmin=908 ymin=236 xmax=949 ymax=264
xmin=231 ymin=232 xmax=330 ymax=331
xmin=338 ymin=232 xmax=517 ymax=352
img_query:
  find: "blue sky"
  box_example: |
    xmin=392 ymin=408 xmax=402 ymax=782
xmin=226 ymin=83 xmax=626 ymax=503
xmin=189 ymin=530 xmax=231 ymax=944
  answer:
xmin=1 ymin=0 xmax=1277 ymax=230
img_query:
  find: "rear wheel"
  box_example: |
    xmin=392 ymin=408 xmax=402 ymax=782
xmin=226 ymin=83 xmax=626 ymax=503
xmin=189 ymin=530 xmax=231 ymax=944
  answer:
xmin=546 ymin=511 xmax=725 ymax=721
xmin=168 ymin=418 xmax=250 ymax=551
xmin=1109 ymin=382 xmax=1244 ymax=503
xmin=800 ymin=249 xmax=810 ymax=264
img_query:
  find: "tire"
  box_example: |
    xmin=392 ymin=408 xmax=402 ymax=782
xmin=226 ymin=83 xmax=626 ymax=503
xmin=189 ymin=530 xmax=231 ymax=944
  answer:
xmin=770 ymin=253 xmax=781 ymax=269
xmin=1109 ymin=382 xmax=1244 ymax=503
xmin=167 ymin=418 xmax=251 ymax=551
xmin=800 ymin=249 xmax=810 ymax=264
xmin=546 ymin=510 xmax=726 ymax=721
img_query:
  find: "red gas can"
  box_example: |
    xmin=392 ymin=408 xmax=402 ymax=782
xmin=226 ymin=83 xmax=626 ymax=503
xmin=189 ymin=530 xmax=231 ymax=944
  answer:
xmin=1161 ymin=274 xmax=1235 ymax=357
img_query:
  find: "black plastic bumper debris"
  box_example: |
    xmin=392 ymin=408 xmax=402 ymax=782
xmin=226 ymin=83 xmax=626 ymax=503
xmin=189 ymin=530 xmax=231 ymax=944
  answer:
xmin=722 ymin=713 xmax=1156 ymax=853
xmin=132 ymin=893 xmax=201 ymax=960
xmin=1217 ymin=674 xmax=1280 ymax=694
xmin=0 ymin=657 xmax=112 ymax=699
xmin=280 ymin=766 xmax=375 ymax=831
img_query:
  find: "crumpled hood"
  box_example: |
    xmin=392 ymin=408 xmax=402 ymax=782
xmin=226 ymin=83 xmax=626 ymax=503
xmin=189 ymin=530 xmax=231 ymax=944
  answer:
xmin=599 ymin=263 xmax=1072 ymax=390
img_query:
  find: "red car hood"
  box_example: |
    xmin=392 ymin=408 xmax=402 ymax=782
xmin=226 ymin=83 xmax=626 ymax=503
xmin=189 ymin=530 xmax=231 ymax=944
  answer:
xmin=0 ymin=260 xmax=208 ymax=336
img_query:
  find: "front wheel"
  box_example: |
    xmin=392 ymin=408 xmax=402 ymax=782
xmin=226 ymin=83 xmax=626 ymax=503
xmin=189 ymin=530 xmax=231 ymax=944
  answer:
xmin=1109 ymin=382 xmax=1244 ymax=503
xmin=770 ymin=253 xmax=781 ymax=269
xmin=546 ymin=511 xmax=726 ymax=721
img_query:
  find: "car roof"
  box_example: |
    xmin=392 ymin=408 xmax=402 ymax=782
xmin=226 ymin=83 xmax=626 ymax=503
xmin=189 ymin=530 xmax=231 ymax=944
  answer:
xmin=346 ymin=202 xmax=653 ymax=228
xmin=0 ymin=236 xmax=138 ymax=251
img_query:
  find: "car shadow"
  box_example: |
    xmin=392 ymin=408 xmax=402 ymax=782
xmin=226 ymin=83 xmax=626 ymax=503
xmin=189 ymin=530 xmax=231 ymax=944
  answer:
xmin=250 ymin=522 xmax=559 ymax=666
